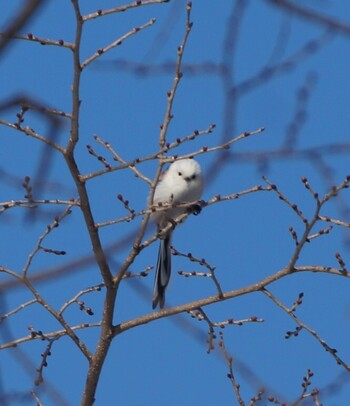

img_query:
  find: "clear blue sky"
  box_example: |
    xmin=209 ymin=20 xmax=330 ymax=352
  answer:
xmin=1 ymin=1 xmax=350 ymax=405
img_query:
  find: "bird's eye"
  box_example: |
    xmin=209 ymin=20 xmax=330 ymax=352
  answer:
xmin=178 ymin=172 xmax=182 ymax=176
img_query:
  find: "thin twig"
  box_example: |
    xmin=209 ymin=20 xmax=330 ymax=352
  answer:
xmin=81 ymin=18 xmax=156 ymax=69
xmin=0 ymin=119 xmax=64 ymax=152
xmin=22 ymin=204 xmax=75 ymax=277
xmin=263 ymin=176 xmax=308 ymax=224
xmin=58 ymin=284 xmax=104 ymax=316
xmin=82 ymin=0 xmax=170 ymax=22
xmin=96 ymin=184 xmax=270 ymax=228
xmin=189 ymin=307 xmax=263 ymax=353
xmin=113 ymin=1 xmax=207 ymax=300
xmin=0 ymin=264 xmax=93 ymax=359
xmin=0 ymin=322 xmax=101 ymax=350
xmin=158 ymin=2 xmax=193 ymax=149
xmin=319 ymin=215 xmax=350 ymax=228
xmin=94 ymin=135 xmax=152 ymax=184
xmin=0 ymin=199 xmax=79 ymax=213
xmin=0 ymin=0 xmax=44 ymax=54
xmin=31 ymin=390 xmax=44 ymax=406
xmin=173 ymin=248 xmax=223 ymax=296
xmin=0 ymin=32 xmax=75 ymax=49
xmin=262 ymin=288 xmax=350 ymax=372
xmin=0 ymin=299 xmax=38 ymax=322
xmin=218 ymin=331 xmax=245 ymax=406
xmin=80 ymin=123 xmax=221 ymax=182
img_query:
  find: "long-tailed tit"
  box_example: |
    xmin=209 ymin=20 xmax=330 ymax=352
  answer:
xmin=149 ymin=158 xmax=204 ymax=309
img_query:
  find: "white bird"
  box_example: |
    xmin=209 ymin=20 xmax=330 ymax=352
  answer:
xmin=149 ymin=158 xmax=204 ymax=309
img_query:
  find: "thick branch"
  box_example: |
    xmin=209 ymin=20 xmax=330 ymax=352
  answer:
xmin=113 ymin=265 xmax=349 ymax=335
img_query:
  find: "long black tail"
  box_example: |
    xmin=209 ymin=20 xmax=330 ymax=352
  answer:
xmin=152 ymin=233 xmax=172 ymax=309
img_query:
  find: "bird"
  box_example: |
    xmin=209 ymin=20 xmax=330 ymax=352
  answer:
xmin=149 ymin=158 xmax=204 ymax=309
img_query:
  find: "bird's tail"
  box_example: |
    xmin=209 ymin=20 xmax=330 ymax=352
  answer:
xmin=152 ymin=233 xmax=172 ymax=309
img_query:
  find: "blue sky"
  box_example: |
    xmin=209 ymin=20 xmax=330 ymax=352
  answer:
xmin=1 ymin=1 xmax=350 ymax=405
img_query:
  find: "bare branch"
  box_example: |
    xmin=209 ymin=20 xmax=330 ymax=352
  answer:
xmin=158 ymin=2 xmax=193 ymax=149
xmin=0 ymin=119 xmax=64 ymax=152
xmin=218 ymin=331 xmax=246 ymax=406
xmin=173 ymin=248 xmax=223 ymax=296
xmin=319 ymin=215 xmax=350 ymax=228
xmin=262 ymin=288 xmax=350 ymax=372
xmin=113 ymin=264 xmax=350 ymax=336
xmin=0 ymin=32 xmax=75 ymax=49
xmin=188 ymin=308 xmax=263 ymax=353
xmin=96 ymin=184 xmax=270 ymax=229
xmin=58 ymin=284 xmax=104 ymax=316
xmin=161 ymin=128 xmax=266 ymax=162
xmin=263 ymin=176 xmax=308 ymax=224
xmin=81 ymin=126 xmax=264 ymax=182
xmin=81 ymin=18 xmax=156 ymax=69
xmin=82 ymin=0 xmax=170 ymax=22
xmin=0 ymin=322 xmax=100 ymax=350
xmin=31 ymin=390 xmax=44 ymax=406
xmin=0 ymin=299 xmax=38 ymax=322
xmin=0 ymin=0 xmax=44 ymax=55
xmin=22 ymin=204 xmax=75 ymax=277
xmin=94 ymin=135 xmax=152 ymax=184
xmin=0 ymin=199 xmax=80 ymax=214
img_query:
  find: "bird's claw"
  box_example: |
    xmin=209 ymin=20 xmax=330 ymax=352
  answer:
xmin=190 ymin=203 xmax=202 ymax=216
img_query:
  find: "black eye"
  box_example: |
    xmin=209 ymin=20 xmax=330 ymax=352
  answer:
xmin=191 ymin=174 xmax=196 ymax=180
xmin=178 ymin=172 xmax=182 ymax=176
